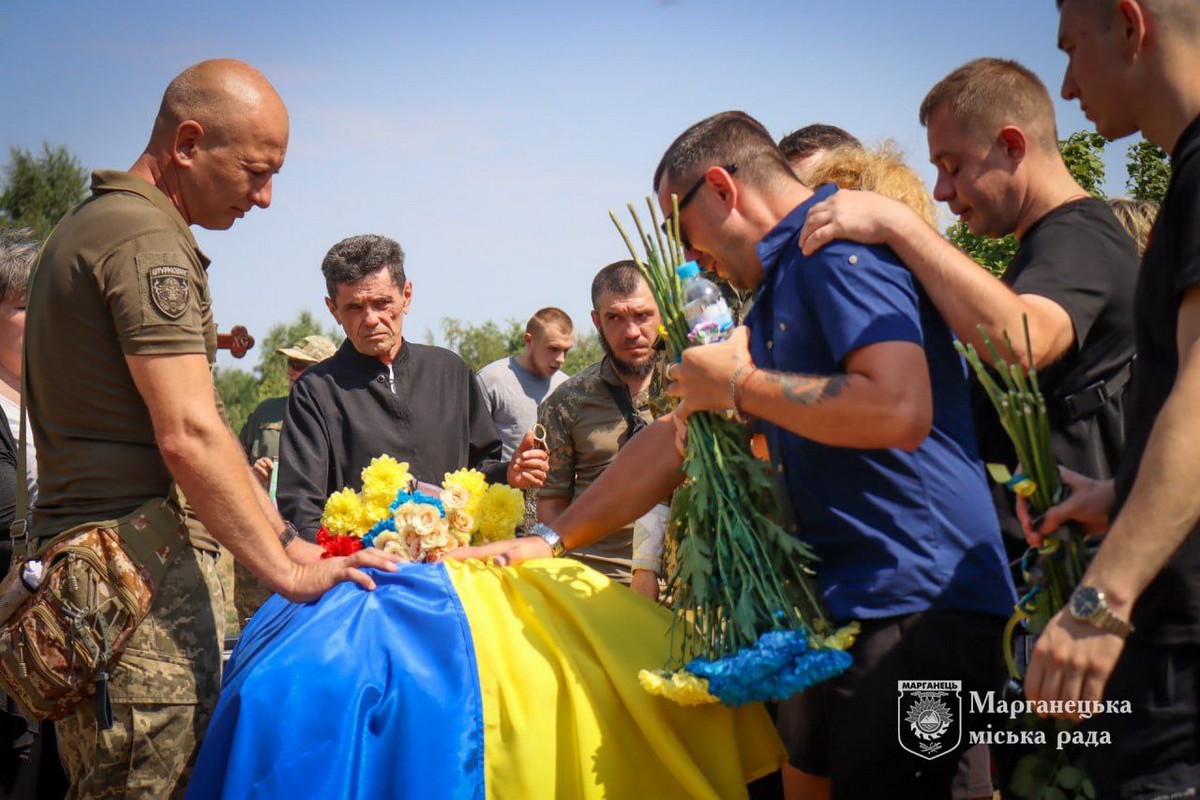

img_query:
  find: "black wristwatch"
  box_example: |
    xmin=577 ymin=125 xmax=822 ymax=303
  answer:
xmin=527 ymin=523 xmax=566 ymax=557
xmin=278 ymin=521 xmax=300 ymax=548
xmin=1068 ymin=585 xmax=1134 ymax=638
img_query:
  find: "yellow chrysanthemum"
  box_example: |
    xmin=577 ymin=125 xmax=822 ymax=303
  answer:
xmin=321 ymin=488 xmax=368 ymax=536
xmin=820 ymin=622 xmax=861 ymax=651
xmin=360 ymin=455 xmax=412 ymax=522
xmin=443 ymin=468 xmax=488 ymax=517
xmin=638 ymin=670 xmax=718 ymax=706
xmin=474 ymin=483 xmax=524 ymax=543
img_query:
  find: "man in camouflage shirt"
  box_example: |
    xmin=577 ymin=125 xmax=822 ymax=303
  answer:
xmin=537 ymin=261 xmax=668 ymax=598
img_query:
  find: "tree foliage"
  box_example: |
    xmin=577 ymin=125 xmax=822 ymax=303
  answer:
xmin=214 ymin=310 xmax=341 ymax=435
xmin=437 ymin=317 xmax=524 ymax=372
xmin=432 ymin=316 xmax=605 ymax=376
xmin=1058 ymin=131 xmax=1108 ymax=198
xmin=0 ymin=143 xmax=89 ymax=239
xmin=1125 ymin=139 xmax=1170 ymax=202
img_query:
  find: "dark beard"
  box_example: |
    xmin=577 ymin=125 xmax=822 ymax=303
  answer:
xmin=599 ymin=334 xmax=655 ymax=378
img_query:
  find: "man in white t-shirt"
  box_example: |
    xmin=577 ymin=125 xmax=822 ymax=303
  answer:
xmin=475 ymin=308 xmax=574 ymax=460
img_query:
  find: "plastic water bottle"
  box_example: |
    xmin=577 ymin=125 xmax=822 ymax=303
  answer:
xmin=677 ymin=261 xmax=734 ymax=345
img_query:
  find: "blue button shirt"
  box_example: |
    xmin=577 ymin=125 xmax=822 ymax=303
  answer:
xmin=746 ymin=184 xmax=1015 ymax=621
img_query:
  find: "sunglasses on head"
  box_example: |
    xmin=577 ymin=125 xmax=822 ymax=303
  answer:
xmin=661 ymin=164 xmax=738 ymax=251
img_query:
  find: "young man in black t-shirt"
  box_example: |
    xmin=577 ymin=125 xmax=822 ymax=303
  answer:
xmin=1014 ymin=1 xmax=1200 ymax=796
xmin=799 ymin=57 xmax=1138 ymax=553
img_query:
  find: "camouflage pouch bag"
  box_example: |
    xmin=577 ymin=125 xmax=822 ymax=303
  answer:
xmin=0 ymin=497 xmax=188 ymax=726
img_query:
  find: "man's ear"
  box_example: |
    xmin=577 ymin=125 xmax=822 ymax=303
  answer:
xmin=324 ymin=295 xmax=341 ymax=325
xmin=524 ymin=331 xmax=534 ymax=349
xmin=591 ymin=309 xmax=602 ymax=333
xmin=400 ymin=281 xmax=413 ymax=314
xmin=706 ymin=164 xmax=741 ymax=209
xmin=172 ymin=120 xmax=205 ymax=168
xmin=997 ymin=126 xmax=1028 ymax=165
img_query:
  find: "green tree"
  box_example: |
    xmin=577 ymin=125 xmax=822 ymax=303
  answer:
xmin=254 ymin=310 xmax=342 ymax=403
xmin=213 ymin=310 xmax=341 ymax=435
xmin=214 ymin=366 xmax=260 ymax=435
xmin=437 ymin=317 xmax=524 ymax=371
xmin=562 ymin=329 xmax=604 ymax=376
xmin=1058 ymin=130 xmax=1108 ymax=197
xmin=0 ymin=143 xmax=89 ymax=239
xmin=432 ymin=316 xmax=604 ymax=377
xmin=1125 ymin=139 xmax=1170 ymax=202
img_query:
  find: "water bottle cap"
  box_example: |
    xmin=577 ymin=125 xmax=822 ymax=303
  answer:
xmin=676 ymin=261 xmax=701 ymax=280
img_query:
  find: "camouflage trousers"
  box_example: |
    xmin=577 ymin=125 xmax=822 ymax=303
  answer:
xmin=56 ymin=547 xmax=225 ymax=799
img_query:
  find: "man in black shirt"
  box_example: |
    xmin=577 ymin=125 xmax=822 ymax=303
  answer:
xmin=799 ymin=58 xmax=1138 ymax=550
xmin=278 ymin=234 xmax=548 ymax=540
xmin=1016 ymin=1 xmax=1200 ymax=795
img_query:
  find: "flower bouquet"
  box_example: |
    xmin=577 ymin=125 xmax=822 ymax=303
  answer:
xmin=955 ymin=321 xmax=1095 ymax=800
xmin=954 ymin=322 xmax=1089 ymax=677
xmin=611 ymin=199 xmax=856 ymax=708
xmin=316 ymin=455 xmax=525 ymax=561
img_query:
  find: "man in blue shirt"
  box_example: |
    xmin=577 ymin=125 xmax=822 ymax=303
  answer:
xmin=455 ymin=111 xmax=1015 ymax=799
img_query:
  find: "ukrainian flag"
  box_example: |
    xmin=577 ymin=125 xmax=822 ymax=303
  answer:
xmin=187 ymin=559 xmax=784 ymax=799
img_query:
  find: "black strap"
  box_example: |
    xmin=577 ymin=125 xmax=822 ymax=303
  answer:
xmin=1059 ymin=357 xmax=1135 ymax=422
xmin=603 ymin=381 xmax=647 ymax=446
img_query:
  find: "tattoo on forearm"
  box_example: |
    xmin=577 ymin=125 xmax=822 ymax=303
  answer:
xmin=761 ymin=371 xmax=849 ymax=406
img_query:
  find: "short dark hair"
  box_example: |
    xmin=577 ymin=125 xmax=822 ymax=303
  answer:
xmin=919 ymin=58 xmax=1059 ymax=151
xmin=590 ymin=260 xmax=647 ymax=309
xmin=526 ymin=307 xmax=573 ymax=336
xmin=0 ymin=228 xmax=39 ymax=301
xmin=653 ymin=110 xmax=796 ymax=194
xmin=778 ymin=124 xmax=862 ymax=163
xmin=321 ymin=234 xmax=406 ymax=300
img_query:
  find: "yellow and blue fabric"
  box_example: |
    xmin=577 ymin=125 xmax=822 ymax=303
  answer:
xmin=186 ymin=559 xmax=783 ymax=799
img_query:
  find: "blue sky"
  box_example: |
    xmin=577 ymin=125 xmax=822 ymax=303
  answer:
xmin=1 ymin=1 xmax=1136 ymax=369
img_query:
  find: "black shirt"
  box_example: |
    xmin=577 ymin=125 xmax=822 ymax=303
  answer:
xmin=1113 ymin=113 xmax=1200 ymax=644
xmin=975 ymin=198 xmax=1138 ymax=541
xmin=278 ymin=340 xmax=506 ymax=540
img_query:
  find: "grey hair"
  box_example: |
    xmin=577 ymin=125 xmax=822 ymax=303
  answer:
xmin=0 ymin=228 xmax=39 ymax=301
xmin=320 ymin=234 xmax=406 ymax=300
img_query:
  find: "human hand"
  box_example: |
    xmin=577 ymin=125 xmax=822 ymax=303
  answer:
xmin=251 ymin=457 xmax=274 ymax=487
xmin=1023 ymin=609 xmax=1127 ymax=720
xmin=280 ymin=547 xmax=404 ymax=603
xmin=798 ymin=189 xmax=908 ymax=256
xmin=668 ymin=326 xmax=752 ymax=420
xmin=507 ymin=430 xmax=549 ymax=489
xmin=1016 ymin=466 xmax=1114 ymax=547
xmin=447 ymin=535 xmax=552 ymax=567
xmin=670 ymin=412 xmax=688 ymax=459
xmin=630 ymin=569 xmax=660 ymax=601
xmin=284 ymin=536 xmax=327 ymax=566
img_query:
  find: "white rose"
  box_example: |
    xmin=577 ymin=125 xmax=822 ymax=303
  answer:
xmin=410 ymin=504 xmax=441 ymax=536
xmin=440 ymin=485 xmax=470 ymax=511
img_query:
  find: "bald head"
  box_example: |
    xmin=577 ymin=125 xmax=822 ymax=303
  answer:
xmin=152 ymin=59 xmax=287 ymax=147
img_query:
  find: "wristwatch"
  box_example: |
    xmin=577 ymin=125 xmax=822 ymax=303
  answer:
xmin=1068 ymin=585 xmax=1134 ymax=638
xmin=527 ymin=523 xmax=567 ymax=558
xmin=278 ymin=521 xmax=300 ymax=548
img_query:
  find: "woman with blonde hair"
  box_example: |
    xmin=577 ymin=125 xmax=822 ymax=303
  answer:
xmin=805 ymin=141 xmax=938 ymax=228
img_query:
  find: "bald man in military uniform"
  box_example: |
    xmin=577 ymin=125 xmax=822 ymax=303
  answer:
xmin=26 ymin=59 xmax=397 ymax=798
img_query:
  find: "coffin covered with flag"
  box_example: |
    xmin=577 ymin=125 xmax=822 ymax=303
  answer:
xmin=186 ymin=558 xmax=783 ymax=800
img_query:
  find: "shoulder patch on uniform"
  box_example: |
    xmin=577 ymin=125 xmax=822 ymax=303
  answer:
xmin=147 ymin=264 xmax=191 ymax=320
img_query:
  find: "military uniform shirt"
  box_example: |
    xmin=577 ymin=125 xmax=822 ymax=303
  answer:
xmin=240 ymin=396 xmax=288 ymax=462
xmin=26 ymin=170 xmax=217 ymax=548
xmin=536 ymin=357 xmax=659 ymax=579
